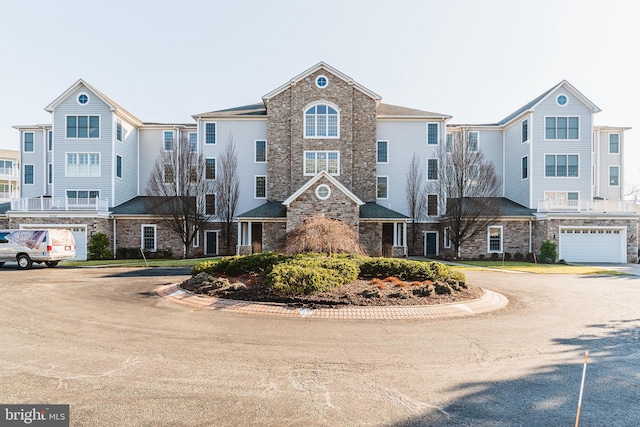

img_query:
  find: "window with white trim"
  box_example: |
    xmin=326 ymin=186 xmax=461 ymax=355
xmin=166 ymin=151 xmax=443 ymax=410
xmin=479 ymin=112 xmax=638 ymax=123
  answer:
xmin=66 ymin=115 xmax=100 ymax=138
xmin=488 ymin=226 xmax=503 ymax=253
xmin=521 ymin=156 xmax=528 ymax=179
xmin=609 ymin=133 xmax=620 ymax=154
xmin=48 ymin=163 xmax=53 ymax=184
xmin=545 ymin=191 xmax=579 ymax=207
xmin=141 ymin=225 xmax=157 ymax=252
xmin=189 ymin=132 xmax=197 ymax=152
xmin=609 ymin=166 xmax=619 ymax=186
xmin=255 ymin=176 xmax=266 ymax=198
xmin=304 ymin=151 xmax=339 ymax=175
xmin=377 ymin=140 xmax=388 ymax=163
xmin=468 ymin=131 xmax=478 ymax=152
xmin=205 ymin=194 xmax=216 ymax=215
xmin=48 ymin=130 xmax=53 ymax=151
xmin=545 ymin=117 xmax=579 ymax=140
xmin=163 ymin=164 xmax=174 ymax=184
xmin=66 ymin=153 xmax=100 ymax=177
xmin=522 ymin=119 xmax=529 ymax=143
xmin=116 ymin=120 xmax=123 ymax=142
xmin=163 ymin=131 xmax=174 ymax=151
xmin=427 ymin=123 xmax=438 ymax=145
xmin=444 ymin=227 xmax=451 ymax=249
xmin=205 ymin=123 xmax=216 ymax=144
xmin=545 ymin=154 xmax=578 ymax=177
xmin=116 ymin=155 xmax=122 ymax=179
xmin=66 ymin=190 xmax=100 ymax=204
xmin=205 ymin=158 xmax=216 ymax=180
xmin=23 ymin=164 xmax=34 ymax=185
xmin=427 ymin=194 xmax=438 ymax=216
xmin=427 ymin=158 xmax=438 ymax=180
xmin=377 ymin=176 xmax=388 ymax=199
xmin=255 ymin=140 xmax=266 ymax=162
xmin=445 ymin=133 xmax=452 ymax=152
xmin=23 ymin=132 xmax=34 ymax=152
xmin=304 ymin=104 xmax=339 ymax=138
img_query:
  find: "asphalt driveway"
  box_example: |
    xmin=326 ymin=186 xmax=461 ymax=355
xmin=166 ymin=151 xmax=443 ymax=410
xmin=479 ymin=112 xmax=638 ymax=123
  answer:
xmin=0 ymin=265 xmax=639 ymax=426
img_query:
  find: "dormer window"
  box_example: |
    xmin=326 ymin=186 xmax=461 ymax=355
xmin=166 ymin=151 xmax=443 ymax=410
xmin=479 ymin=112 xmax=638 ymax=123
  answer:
xmin=304 ymin=103 xmax=339 ymax=138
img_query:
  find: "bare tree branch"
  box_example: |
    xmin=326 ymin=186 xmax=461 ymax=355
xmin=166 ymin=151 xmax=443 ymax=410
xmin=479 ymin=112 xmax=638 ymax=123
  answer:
xmin=214 ymin=133 xmax=240 ymax=254
xmin=146 ymin=135 xmax=214 ymax=257
xmin=406 ymin=153 xmax=427 ymax=254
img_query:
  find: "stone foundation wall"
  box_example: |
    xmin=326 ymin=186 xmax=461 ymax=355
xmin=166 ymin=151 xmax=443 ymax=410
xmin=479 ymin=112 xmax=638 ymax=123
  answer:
xmin=263 ymin=222 xmax=287 ymax=252
xmin=359 ymin=222 xmax=382 ymax=256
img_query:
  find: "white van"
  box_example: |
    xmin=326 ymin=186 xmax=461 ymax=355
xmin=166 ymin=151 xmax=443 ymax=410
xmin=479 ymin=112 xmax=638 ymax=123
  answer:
xmin=0 ymin=229 xmax=76 ymax=269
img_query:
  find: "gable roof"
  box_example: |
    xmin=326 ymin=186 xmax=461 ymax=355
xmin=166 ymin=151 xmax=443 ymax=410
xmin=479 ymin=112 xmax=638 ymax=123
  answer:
xmin=497 ymin=80 xmax=601 ymax=127
xmin=282 ymin=170 xmax=364 ymax=207
xmin=237 ymin=201 xmax=287 ymax=219
xmin=359 ymin=202 xmax=409 ymax=220
xmin=45 ymin=79 xmax=143 ymax=126
xmin=262 ymin=62 xmax=382 ymax=103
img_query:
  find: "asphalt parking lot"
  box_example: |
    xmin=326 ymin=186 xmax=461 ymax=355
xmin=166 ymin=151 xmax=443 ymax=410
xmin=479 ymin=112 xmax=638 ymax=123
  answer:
xmin=0 ymin=265 xmax=639 ymax=426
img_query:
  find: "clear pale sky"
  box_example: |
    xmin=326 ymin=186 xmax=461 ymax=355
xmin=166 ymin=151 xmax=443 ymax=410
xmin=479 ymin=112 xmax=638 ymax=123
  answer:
xmin=1 ymin=0 xmax=638 ymax=184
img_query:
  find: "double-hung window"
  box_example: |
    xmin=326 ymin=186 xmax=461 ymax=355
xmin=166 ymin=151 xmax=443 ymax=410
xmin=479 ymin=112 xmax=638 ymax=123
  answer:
xmin=24 ymin=164 xmax=34 ymax=185
xmin=116 ymin=155 xmax=122 ymax=179
xmin=205 ymin=158 xmax=216 ymax=180
xmin=304 ymin=151 xmax=339 ymax=175
xmin=255 ymin=140 xmax=266 ymax=162
xmin=609 ymin=133 xmax=620 ymax=154
xmin=377 ymin=176 xmax=388 ymax=199
xmin=522 ymin=119 xmax=529 ymax=143
xmin=427 ymin=158 xmax=438 ymax=180
xmin=377 ymin=141 xmax=388 ymax=163
xmin=545 ymin=154 xmax=578 ymax=177
xmin=163 ymin=164 xmax=174 ymax=184
xmin=189 ymin=132 xmax=198 ymax=152
xmin=304 ymin=104 xmax=339 ymax=138
xmin=23 ymin=132 xmax=34 ymax=152
xmin=521 ymin=156 xmax=528 ymax=179
xmin=427 ymin=194 xmax=438 ymax=216
xmin=163 ymin=131 xmax=174 ymax=151
xmin=66 ymin=153 xmax=100 ymax=177
xmin=141 ymin=225 xmax=157 ymax=252
xmin=255 ymin=176 xmax=266 ymax=198
xmin=66 ymin=115 xmax=100 ymax=138
xmin=427 ymin=123 xmax=438 ymax=145
xmin=116 ymin=120 xmax=123 ymax=142
xmin=445 ymin=133 xmax=453 ymax=152
xmin=488 ymin=226 xmax=503 ymax=253
xmin=47 ymin=130 xmax=53 ymax=150
xmin=205 ymin=194 xmax=216 ymax=215
xmin=609 ymin=166 xmax=619 ymax=186
xmin=205 ymin=123 xmax=216 ymax=144
xmin=545 ymin=117 xmax=579 ymax=140
xmin=468 ymin=132 xmax=478 ymax=152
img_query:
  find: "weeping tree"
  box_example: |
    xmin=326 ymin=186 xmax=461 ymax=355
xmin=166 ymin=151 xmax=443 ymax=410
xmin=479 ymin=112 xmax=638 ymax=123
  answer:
xmin=146 ymin=135 xmax=214 ymax=258
xmin=406 ymin=153 xmax=427 ymax=254
xmin=429 ymin=128 xmax=502 ymax=258
xmin=214 ymin=133 xmax=240 ymax=255
xmin=279 ymin=215 xmax=366 ymax=256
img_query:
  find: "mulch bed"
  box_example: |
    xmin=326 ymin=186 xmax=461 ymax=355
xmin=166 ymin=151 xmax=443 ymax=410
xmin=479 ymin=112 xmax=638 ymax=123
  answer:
xmin=179 ymin=273 xmax=484 ymax=309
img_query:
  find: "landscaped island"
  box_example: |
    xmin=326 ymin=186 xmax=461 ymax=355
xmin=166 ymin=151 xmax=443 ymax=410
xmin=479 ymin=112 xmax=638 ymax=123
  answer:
xmin=181 ymin=253 xmax=482 ymax=307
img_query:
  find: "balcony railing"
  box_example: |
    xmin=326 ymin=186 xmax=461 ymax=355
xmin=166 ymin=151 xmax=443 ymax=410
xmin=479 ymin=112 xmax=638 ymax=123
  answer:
xmin=0 ymin=167 xmax=18 ymax=179
xmin=537 ymin=198 xmax=640 ymax=214
xmin=10 ymin=196 xmax=109 ymax=212
xmin=0 ymin=190 xmax=20 ymax=202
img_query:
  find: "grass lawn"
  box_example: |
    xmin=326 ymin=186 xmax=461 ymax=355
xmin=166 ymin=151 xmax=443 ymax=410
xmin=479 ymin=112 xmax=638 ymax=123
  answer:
xmin=454 ymin=260 xmax=633 ymax=275
xmin=63 ymin=257 xmax=221 ymax=268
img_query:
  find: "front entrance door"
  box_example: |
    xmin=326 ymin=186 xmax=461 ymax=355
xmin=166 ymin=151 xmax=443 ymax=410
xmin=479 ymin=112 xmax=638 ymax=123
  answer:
xmin=382 ymin=223 xmax=394 ymax=257
xmin=205 ymin=231 xmax=218 ymax=256
xmin=424 ymin=232 xmax=438 ymax=257
xmin=251 ymin=223 xmax=262 ymax=253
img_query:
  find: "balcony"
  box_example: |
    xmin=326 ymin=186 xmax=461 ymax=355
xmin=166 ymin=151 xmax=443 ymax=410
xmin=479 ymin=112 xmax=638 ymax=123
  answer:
xmin=10 ymin=196 xmax=109 ymax=212
xmin=0 ymin=190 xmax=20 ymax=202
xmin=537 ymin=198 xmax=640 ymax=214
xmin=0 ymin=166 xmax=18 ymax=179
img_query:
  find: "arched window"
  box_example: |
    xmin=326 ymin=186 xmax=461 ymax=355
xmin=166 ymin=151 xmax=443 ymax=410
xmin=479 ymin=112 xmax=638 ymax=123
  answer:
xmin=304 ymin=103 xmax=339 ymax=138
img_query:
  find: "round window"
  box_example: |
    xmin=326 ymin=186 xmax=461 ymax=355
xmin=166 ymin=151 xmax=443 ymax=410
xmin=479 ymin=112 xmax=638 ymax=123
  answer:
xmin=77 ymin=93 xmax=90 ymax=105
xmin=316 ymin=75 xmax=328 ymax=88
xmin=316 ymin=184 xmax=331 ymax=200
xmin=556 ymin=94 xmax=568 ymax=106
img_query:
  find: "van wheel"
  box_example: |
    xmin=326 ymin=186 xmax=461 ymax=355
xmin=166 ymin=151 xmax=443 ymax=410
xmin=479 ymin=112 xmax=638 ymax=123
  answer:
xmin=45 ymin=261 xmax=59 ymax=268
xmin=0 ymin=262 xmax=5 ymax=267
xmin=17 ymin=254 xmax=32 ymax=270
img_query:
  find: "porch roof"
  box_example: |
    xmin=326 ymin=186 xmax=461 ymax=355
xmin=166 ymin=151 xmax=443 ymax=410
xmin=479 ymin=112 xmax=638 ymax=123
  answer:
xmin=111 ymin=196 xmax=196 ymax=216
xmin=237 ymin=201 xmax=286 ymax=219
xmin=0 ymin=202 xmax=9 ymax=215
xmin=359 ymin=202 xmax=409 ymax=220
xmin=445 ymin=197 xmax=536 ymax=217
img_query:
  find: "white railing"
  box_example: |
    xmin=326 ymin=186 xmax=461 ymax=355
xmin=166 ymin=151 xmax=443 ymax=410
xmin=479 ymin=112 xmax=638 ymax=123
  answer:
xmin=0 ymin=167 xmax=18 ymax=179
xmin=537 ymin=198 xmax=640 ymax=214
xmin=10 ymin=197 xmax=109 ymax=212
xmin=0 ymin=190 xmax=20 ymax=201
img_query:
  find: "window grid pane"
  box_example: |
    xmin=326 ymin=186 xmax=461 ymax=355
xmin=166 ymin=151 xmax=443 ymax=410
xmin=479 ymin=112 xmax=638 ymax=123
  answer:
xmin=142 ymin=226 xmax=156 ymax=251
xmin=427 ymin=195 xmax=438 ymax=216
xmin=427 ymin=159 xmax=438 ymax=180
xmin=164 ymin=131 xmax=174 ymax=151
xmin=609 ymin=134 xmax=619 ymax=153
xmin=377 ymin=141 xmax=388 ymax=163
xmin=255 ymin=140 xmax=266 ymax=162
xmin=205 ymin=158 xmax=216 ymax=180
xmin=205 ymin=123 xmax=216 ymax=144
xmin=305 ymin=104 xmax=338 ymax=138
xmin=255 ymin=176 xmax=266 ymax=198
xmin=377 ymin=176 xmax=388 ymax=198
xmin=427 ymin=123 xmax=438 ymax=145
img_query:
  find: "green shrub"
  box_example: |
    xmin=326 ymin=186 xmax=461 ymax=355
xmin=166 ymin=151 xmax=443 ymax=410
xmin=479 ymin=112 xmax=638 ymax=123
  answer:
xmin=539 ymin=240 xmax=557 ymax=263
xmin=504 ymin=252 xmax=512 ymax=261
xmin=87 ymin=232 xmax=113 ymax=260
xmin=514 ymin=252 xmax=524 ymax=261
xmin=491 ymin=252 xmax=499 ymax=261
xmin=116 ymin=247 xmax=172 ymax=259
xmin=192 ymin=252 xmax=290 ymax=276
xmin=265 ymin=264 xmax=343 ymax=295
xmin=449 ymin=271 xmax=467 ymax=288
xmin=359 ymin=258 xmax=453 ymax=282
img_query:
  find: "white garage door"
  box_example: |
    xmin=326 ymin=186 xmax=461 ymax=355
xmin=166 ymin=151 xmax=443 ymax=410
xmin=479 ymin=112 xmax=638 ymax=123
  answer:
xmin=559 ymin=227 xmax=625 ymax=263
xmin=20 ymin=224 xmax=87 ymax=261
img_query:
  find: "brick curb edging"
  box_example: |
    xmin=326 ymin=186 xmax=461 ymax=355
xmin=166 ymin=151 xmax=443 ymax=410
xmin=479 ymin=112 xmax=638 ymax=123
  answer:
xmin=156 ymin=284 xmax=508 ymax=320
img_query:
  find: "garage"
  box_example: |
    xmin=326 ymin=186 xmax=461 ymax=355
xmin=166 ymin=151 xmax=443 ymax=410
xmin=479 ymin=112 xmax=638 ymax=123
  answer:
xmin=20 ymin=224 xmax=87 ymax=261
xmin=558 ymin=227 xmax=626 ymax=263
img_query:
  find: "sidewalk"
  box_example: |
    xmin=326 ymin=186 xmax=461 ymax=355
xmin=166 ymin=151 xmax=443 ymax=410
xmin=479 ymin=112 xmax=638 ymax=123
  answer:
xmin=157 ymin=283 xmax=508 ymax=320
